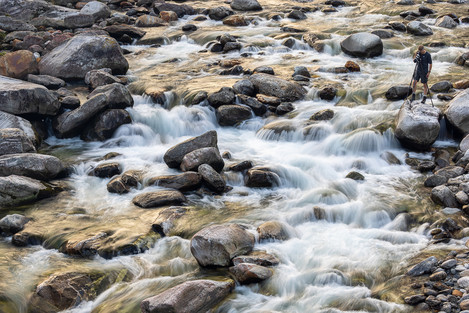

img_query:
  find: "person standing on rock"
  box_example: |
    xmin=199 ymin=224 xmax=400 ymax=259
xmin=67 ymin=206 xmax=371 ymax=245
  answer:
xmin=411 ymin=45 xmax=432 ymax=104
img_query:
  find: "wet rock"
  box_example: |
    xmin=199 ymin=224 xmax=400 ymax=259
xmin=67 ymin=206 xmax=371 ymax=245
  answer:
xmin=135 ymin=15 xmax=166 ymax=27
xmin=84 ymin=69 xmax=121 ymax=90
xmin=310 ymin=109 xmax=334 ymax=121
xmin=245 ymin=167 xmax=280 ymax=187
xmin=253 ymin=66 xmax=274 ymax=75
xmin=287 ymin=10 xmax=307 ymax=20
xmin=92 ymin=162 xmax=121 ymax=178
xmin=249 ymin=73 xmax=306 ymax=102
xmin=345 ymin=60 xmax=360 ymax=72
xmin=0 ymin=76 xmax=60 ymax=116
xmin=228 ymin=160 xmax=254 ymax=172
xmin=381 ymin=151 xmax=401 ymax=165
xmin=53 ymin=93 xmax=109 ymax=138
xmin=429 ymin=271 xmax=447 ymax=281
xmin=454 ymin=80 xmax=469 ymax=90
xmin=148 ymin=172 xmax=202 ymax=191
xmin=81 ymin=1 xmax=111 ymax=20
xmin=407 ymin=256 xmax=438 ymax=276
xmin=371 ymin=30 xmax=394 ymax=39
xmin=63 ymin=14 xmax=95 ymax=29
xmin=209 ymin=6 xmax=234 ymax=20
xmin=424 ymin=175 xmax=447 ymax=187
xmin=394 ymin=101 xmax=441 ymax=150
xmin=88 ymin=83 xmax=133 ymax=110
xmin=233 ymin=79 xmax=255 ymax=96
xmin=106 ymin=170 xmax=141 ymax=194
xmin=441 ymin=259 xmax=457 ymax=269
xmin=456 ymin=190 xmax=469 ymax=205
xmin=0 ymin=50 xmax=38 ymax=79
xmin=141 ymin=280 xmax=234 ymax=313
xmin=153 ymin=3 xmax=196 ymax=18
xmin=223 ymin=41 xmax=242 ymax=52
xmin=458 ymin=277 xmax=469 ymax=288
xmin=190 ymin=223 xmax=255 ymax=267
xmin=81 ymin=109 xmax=132 ymax=142
xmin=340 ymin=32 xmax=383 ymax=58
xmin=217 ymin=105 xmax=252 ymax=126
xmin=104 ymin=24 xmax=146 ymax=41
xmin=398 ymin=0 xmax=414 ymax=4
xmin=257 ymin=221 xmax=295 ymax=241
xmin=0 ymin=111 xmax=38 ymax=146
xmin=64 ymin=232 xmax=108 ymax=257
xmin=418 ymin=6 xmax=435 ymax=15
xmin=0 ymin=16 xmax=36 ymax=32
xmin=0 ymin=214 xmax=30 ymax=235
xmin=431 ymin=185 xmax=459 ymax=207
xmin=232 ymin=250 xmax=280 ymax=266
xmin=256 ymin=94 xmax=281 ymax=106
xmin=0 ymin=153 xmax=64 ymax=180
xmin=223 ymin=14 xmax=249 ymax=26
xmin=230 ymin=0 xmax=262 ymax=11
xmin=385 ymin=85 xmax=412 ymax=100
xmin=456 ymin=52 xmax=469 ymax=66
xmin=238 ymin=95 xmax=267 ymax=116
xmin=182 ymin=24 xmax=197 ymax=32
xmin=159 ymin=11 xmax=178 ymax=23
xmin=293 ymin=66 xmax=310 ymax=77
xmin=164 ymin=130 xmax=218 ymax=168
xmin=0 ymin=175 xmax=61 ymax=207
xmin=276 ymin=103 xmax=294 ymax=115
xmin=346 ymin=171 xmax=364 ymax=180
xmin=60 ymin=96 xmax=80 ymax=110
xmin=229 ymin=263 xmax=273 ymax=284
xmin=132 ymin=190 xmax=186 ymax=208
xmin=436 ymin=16 xmax=458 ymax=29
xmin=180 ymin=147 xmax=225 ymax=172
xmin=390 ymin=22 xmax=407 ymax=32
xmin=39 ymin=35 xmax=129 ymax=80
xmin=407 ymin=21 xmax=433 ymax=36
xmin=0 ymin=128 xmax=36 ymax=156
xmin=435 ymin=166 xmax=465 ymax=179
xmin=461 ymin=134 xmax=469 ymax=153
xmin=318 ymin=86 xmax=337 ymax=100
xmin=198 ymin=163 xmax=226 ymax=193
xmin=404 ymin=294 xmax=426 ymax=305
xmin=151 ymin=206 xmax=187 ymax=236
xmin=208 ymin=87 xmax=236 ymax=108
xmin=445 ymin=89 xmax=469 ymax=135
xmin=27 ymin=74 xmax=65 ymax=90
xmin=431 ymin=81 xmax=452 ymax=93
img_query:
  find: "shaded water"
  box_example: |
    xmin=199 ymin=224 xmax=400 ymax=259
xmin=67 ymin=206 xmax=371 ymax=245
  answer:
xmin=1 ymin=0 xmax=469 ymax=311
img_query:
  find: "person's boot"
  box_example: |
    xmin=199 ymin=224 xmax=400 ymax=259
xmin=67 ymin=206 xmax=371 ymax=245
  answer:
xmin=411 ymin=93 xmax=415 ymax=102
xmin=421 ymin=96 xmax=427 ymax=104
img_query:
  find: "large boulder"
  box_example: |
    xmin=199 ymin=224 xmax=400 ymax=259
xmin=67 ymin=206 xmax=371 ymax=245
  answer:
xmin=0 ymin=111 xmax=38 ymax=145
xmin=216 ymin=105 xmax=252 ymax=126
xmin=0 ymin=76 xmax=60 ymax=116
xmin=385 ymin=85 xmax=412 ymax=100
xmin=394 ymin=101 xmax=441 ymax=150
xmin=445 ymin=89 xmax=469 ymax=135
xmin=88 ymin=83 xmax=133 ymax=109
xmin=80 ymin=1 xmax=111 ymax=20
xmin=340 ymin=32 xmax=383 ymax=58
xmin=147 ymin=172 xmax=202 ymax=191
xmin=249 ymin=73 xmax=306 ymax=102
xmin=407 ymin=21 xmax=433 ymax=36
xmin=190 ymin=223 xmax=255 ymax=267
xmin=0 ymin=214 xmax=30 ymax=235
xmin=81 ymin=109 xmax=131 ymax=141
xmin=0 ymin=50 xmax=38 ymax=79
xmin=198 ymin=163 xmax=226 ymax=193
xmin=53 ymin=93 xmax=109 ymax=138
xmin=0 ymin=175 xmax=61 ymax=207
xmin=180 ymin=147 xmax=224 ymax=172
xmin=436 ymin=15 xmax=458 ymax=29
xmin=0 ymin=153 xmax=64 ymax=180
xmin=430 ymin=81 xmax=452 ymax=93
xmin=132 ymin=190 xmax=186 ymax=208
xmin=0 ymin=128 xmax=36 ymax=155
xmin=141 ymin=280 xmax=234 ymax=313
xmin=163 ymin=131 xmax=218 ymax=168
xmin=230 ymin=0 xmax=262 ymax=11
xmin=0 ymin=16 xmax=36 ymax=32
xmin=229 ymin=263 xmax=273 ymax=284
xmin=39 ymin=35 xmax=129 ymax=80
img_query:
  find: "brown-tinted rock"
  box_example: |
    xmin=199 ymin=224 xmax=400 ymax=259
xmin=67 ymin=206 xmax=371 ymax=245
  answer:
xmin=92 ymin=162 xmax=121 ymax=178
xmin=180 ymin=147 xmax=224 ymax=172
xmin=245 ymin=167 xmax=280 ymax=187
xmin=0 ymin=128 xmax=36 ymax=156
xmin=198 ymin=163 xmax=226 ymax=193
xmin=132 ymin=190 xmax=186 ymax=208
xmin=345 ymin=60 xmax=360 ymax=72
xmin=148 ymin=172 xmax=202 ymax=191
xmin=310 ymin=109 xmax=334 ymax=121
xmin=159 ymin=11 xmax=178 ymax=22
xmin=229 ymin=263 xmax=273 ymax=284
xmin=232 ymin=250 xmax=280 ymax=266
xmin=223 ymin=15 xmax=248 ymax=26
xmin=257 ymin=221 xmax=294 ymax=241
xmin=135 ymin=15 xmax=166 ymax=27
xmin=151 ymin=206 xmax=187 ymax=236
xmin=249 ymin=73 xmax=306 ymax=102
xmin=454 ymin=80 xmax=469 ymax=89
xmin=0 ymin=50 xmax=38 ymax=79
xmin=216 ymin=105 xmax=252 ymax=126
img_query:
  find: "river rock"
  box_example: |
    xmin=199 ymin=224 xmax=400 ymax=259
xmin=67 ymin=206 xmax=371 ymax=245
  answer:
xmin=80 ymin=1 xmax=111 ymax=20
xmin=385 ymin=85 xmax=412 ymax=100
xmin=92 ymin=162 xmax=121 ymax=178
xmin=435 ymin=166 xmax=465 ymax=179
xmin=245 ymin=167 xmax=280 ymax=187
xmin=84 ymin=69 xmax=121 ymax=90
xmin=148 ymin=172 xmax=202 ymax=191
xmin=424 ymin=174 xmax=447 ymax=187
xmin=340 ymin=32 xmax=383 ymax=58
xmin=394 ymin=101 xmax=440 ymax=150
xmin=88 ymin=83 xmax=133 ymax=110
xmin=63 ymin=232 xmax=108 ymax=257
xmin=63 ymin=13 xmax=95 ymax=29
xmin=151 ymin=206 xmax=187 ymax=236
xmin=371 ymin=30 xmax=394 ymax=39
xmin=445 ymin=89 xmax=469 ymax=135
xmin=238 ymin=95 xmax=267 ymax=116
xmin=208 ymin=87 xmax=236 ymax=108
xmin=132 ymin=190 xmax=186 ymax=208
xmin=436 ymin=15 xmax=458 ymax=28
xmin=198 ymin=163 xmax=226 ymax=193
xmin=0 ymin=175 xmax=60 ymax=207
xmin=404 ymin=294 xmax=426 ymax=305
xmin=26 ymin=74 xmax=65 ymax=90
xmin=223 ymin=15 xmax=248 ymax=26
xmin=254 ymin=66 xmax=275 ymax=75
xmin=407 ymin=21 xmax=433 ymax=36
xmin=310 ymin=109 xmax=334 ymax=121
xmin=107 ymin=170 xmax=142 ymax=194
xmin=233 ymin=79 xmax=256 ymax=96
xmin=153 ymin=3 xmax=196 ymax=18
xmin=318 ymin=86 xmax=337 ymax=100
xmin=454 ymin=80 xmax=469 ymax=89
xmin=458 ymin=277 xmax=469 ymax=288
xmin=164 ymin=130 xmax=218 ymax=168
xmin=431 ymin=185 xmax=459 ymax=207
xmin=39 ymin=34 xmax=129 ymax=80
xmin=0 ymin=214 xmax=30 ymax=235
xmin=209 ymin=6 xmax=234 ymax=20
xmin=180 ymin=147 xmax=224 ymax=172
xmin=0 ymin=153 xmax=64 ymax=180
xmin=160 ymin=11 xmax=179 ymax=23
xmin=141 ymin=280 xmax=234 ymax=313
xmin=276 ymin=102 xmax=294 ymax=115
xmin=249 ymin=73 xmax=306 ymax=102
xmin=230 ymin=0 xmax=262 ymax=11
xmin=53 ymin=93 xmax=109 ymax=138
xmin=229 ymin=263 xmax=273 ymax=284
xmin=461 ymin=134 xmax=469 ymax=153
xmin=346 ymin=171 xmax=364 ymax=180
xmin=232 ymin=250 xmax=280 ymax=266
xmin=430 ymin=81 xmax=452 ymax=93
xmin=0 ymin=128 xmax=35 ymax=155
xmin=136 ymin=15 xmax=166 ymax=27
xmin=104 ymin=24 xmax=146 ymax=41
xmin=216 ymin=105 xmax=252 ymax=126
xmin=0 ymin=76 xmax=60 ymax=116
xmin=0 ymin=111 xmax=37 ymax=145
xmin=190 ymin=223 xmax=255 ymax=267
xmin=229 ymin=160 xmax=254 ymax=172
xmin=81 ymin=109 xmax=131 ymax=141
xmin=0 ymin=50 xmax=38 ymax=79
xmin=407 ymin=256 xmax=438 ymax=276
xmin=0 ymin=16 xmax=36 ymax=32
xmin=257 ymin=221 xmax=295 ymax=241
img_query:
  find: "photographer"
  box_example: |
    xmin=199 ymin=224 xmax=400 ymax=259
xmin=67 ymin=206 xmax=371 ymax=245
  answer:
xmin=411 ymin=45 xmax=432 ymax=104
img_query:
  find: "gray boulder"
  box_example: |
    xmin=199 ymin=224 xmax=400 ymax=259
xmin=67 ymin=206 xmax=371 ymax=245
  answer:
xmin=198 ymin=163 xmax=226 ymax=193
xmin=164 ymin=131 xmax=218 ymax=168
xmin=245 ymin=167 xmax=280 ymax=187
xmin=0 ymin=214 xmax=30 ymax=235
xmin=0 ymin=128 xmax=36 ymax=155
xmin=407 ymin=21 xmax=433 ymax=36
xmin=436 ymin=15 xmax=458 ymax=29
xmin=431 ymin=185 xmax=459 ymax=207
xmin=92 ymin=162 xmax=121 ymax=178
xmin=153 ymin=3 xmax=196 ymax=18
xmin=132 ymin=190 xmax=186 ymax=208
xmin=0 ymin=153 xmax=64 ymax=180
xmin=0 ymin=16 xmax=36 ymax=32
xmin=141 ymin=280 xmax=234 ymax=313
xmin=53 ymin=93 xmax=109 ymax=138
xmin=148 ymin=172 xmax=202 ymax=191
xmin=0 ymin=76 xmax=60 ymax=116
xmin=0 ymin=175 xmax=60 ymax=207
xmin=88 ymin=83 xmax=133 ymax=109
xmin=27 ymin=74 xmax=65 ymax=90
xmin=460 ymin=134 xmax=469 ymax=153
xmin=430 ymin=81 xmax=452 ymax=93
xmin=180 ymin=147 xmax=225 ymax=172
xmin=80 ymin=1 xmax=111 ymax=20
xmin=407 ymin=256 xmax=438 ymax=276
xmin=81 ymin=109 xmax=131 ymax=141
xmin=39 ymin=35 xmax=129 ymax=80
xmin=233 ymin=251 xmax=280 ymax=266
xmin=340 ymin=32 xmax=383 ymax=58
xmin=435 ymin=166 xmax=465 ymax=179
xmin=84 ymin=69 xmax=121 ymax=90
xmin=208 ymin=6 xmax=234 ymax=20
xmin=445 ymin=89 xmax=469 ymax=135
xmin=0 ymin=111 xmax=38 ymax=146
xmin=249 ymin=73 xmax=306 ymax=102
xmin=238 ymin=95 xmax=267 ymax=116
xmin=63 ymin=14 xmax=95 ymax=29
xmin=190 ymin=223 xmax=255 ymax=267
xmin=207 ymin=87 xmax=236 ymax=108
xmin=230 ymin=0 xmax=262 ymax=11
xmin=394 ymin=101 xmax=441 ymax=150
xmin=216 ymin=105 xmax=252 ymax=126
xmin=0 ymin=0 xmax=55 ymax=21
xmin=385 ymin=85 xmax=412 ymax=100
xmin=229 ymin=263 xmax=273 ymax=284
xmin=232 ymin=79 xmax=255 ymax=96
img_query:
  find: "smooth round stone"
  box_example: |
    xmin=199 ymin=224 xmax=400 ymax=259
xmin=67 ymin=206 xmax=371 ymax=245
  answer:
xmin=442 ymin=207 xmax=461 ymax=215
xmin=458 ymin=277 xmax=469 ymax=288
xmin=441 ymin=259 xmax=457 ymax=269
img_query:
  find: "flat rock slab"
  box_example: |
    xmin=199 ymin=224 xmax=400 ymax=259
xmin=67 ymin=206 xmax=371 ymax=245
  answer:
xmin=0 ymin=153 xmax=64 ymax=180
xmin=148 ymin=172 xmax=202 ymax=191
xmin=249 ymin=73 xmax=306 ymax=102
xmin=132 ymin=190 xmax=186 ymax=208
xmin=0 ymin=75 xmax=60 ymax=116
xmin=0 ymin=128 xmax=36 ymax=155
